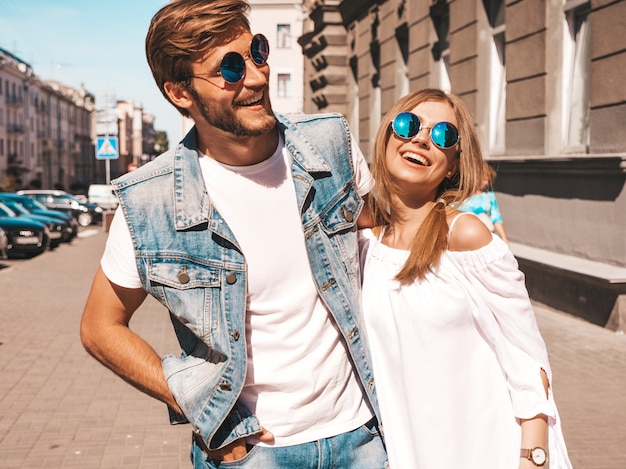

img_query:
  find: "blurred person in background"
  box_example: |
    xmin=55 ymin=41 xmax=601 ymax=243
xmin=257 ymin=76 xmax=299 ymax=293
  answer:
xmin=458 ymin=163 xmax=510 ymax=244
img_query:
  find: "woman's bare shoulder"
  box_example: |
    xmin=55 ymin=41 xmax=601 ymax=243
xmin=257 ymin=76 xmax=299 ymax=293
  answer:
xmin=447 ymin=210 xmax=493 ymax=252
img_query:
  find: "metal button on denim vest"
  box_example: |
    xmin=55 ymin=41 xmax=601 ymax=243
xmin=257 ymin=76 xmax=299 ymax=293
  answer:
xmin=112 ymin=112 xmax=380 ymax=450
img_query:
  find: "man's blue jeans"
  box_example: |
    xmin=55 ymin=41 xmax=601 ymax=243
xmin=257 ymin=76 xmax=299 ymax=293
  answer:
xmin=190 ymin=418 xmax=387 ymax=468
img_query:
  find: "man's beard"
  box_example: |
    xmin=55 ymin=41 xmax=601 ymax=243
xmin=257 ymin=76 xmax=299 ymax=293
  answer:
xmin=189 ymin=85 xmax=276 ymax=138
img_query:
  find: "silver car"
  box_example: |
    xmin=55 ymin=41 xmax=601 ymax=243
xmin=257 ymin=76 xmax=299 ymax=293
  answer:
xmin=0 ymin=226 xmax=8 ymax=258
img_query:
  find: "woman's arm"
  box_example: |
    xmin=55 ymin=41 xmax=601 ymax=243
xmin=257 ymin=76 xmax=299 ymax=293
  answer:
xmin=518 ymin=369 xmax=549 ymax=468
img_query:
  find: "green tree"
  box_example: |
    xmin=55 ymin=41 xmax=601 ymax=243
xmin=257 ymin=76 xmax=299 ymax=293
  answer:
xmin=154 ymin=130 xmax=169 ymax=156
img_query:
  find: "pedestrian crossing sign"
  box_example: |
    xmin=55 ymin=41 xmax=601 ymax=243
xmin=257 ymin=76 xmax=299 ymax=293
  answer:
xmin=96 ymin=136 xmax=119 ymax=160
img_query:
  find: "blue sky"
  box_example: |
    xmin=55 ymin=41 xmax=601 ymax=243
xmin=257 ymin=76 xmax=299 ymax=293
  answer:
xmin=0 ymin=0 xmax=184 ymax=144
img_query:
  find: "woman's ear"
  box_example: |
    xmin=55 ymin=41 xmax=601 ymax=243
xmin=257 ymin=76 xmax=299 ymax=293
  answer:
xmin=447 ymin=158 xmax=460 ymax=178
xmin=164 ymin=81 xmax=193 ymax=111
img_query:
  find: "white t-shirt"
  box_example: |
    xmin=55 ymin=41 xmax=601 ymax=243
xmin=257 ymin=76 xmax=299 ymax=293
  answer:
xmin=102 ymin=133 xmax=374 ymax=447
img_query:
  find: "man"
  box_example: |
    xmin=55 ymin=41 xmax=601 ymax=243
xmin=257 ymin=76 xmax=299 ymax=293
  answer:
xmin=80 ymin=0 xmax=386 ymax=468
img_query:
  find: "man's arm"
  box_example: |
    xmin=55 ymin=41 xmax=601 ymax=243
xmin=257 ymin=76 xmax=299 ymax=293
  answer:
xmin=81 ymin=267 xmax=273 ymax=460
xmin=80 ymin=266 xmax=183 ymax=414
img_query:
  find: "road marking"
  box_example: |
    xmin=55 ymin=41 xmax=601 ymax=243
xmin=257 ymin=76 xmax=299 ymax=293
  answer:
xmin=78 ymin=229 xmax=99 ymax=238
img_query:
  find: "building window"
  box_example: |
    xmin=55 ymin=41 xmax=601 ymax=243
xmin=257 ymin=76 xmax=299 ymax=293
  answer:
xmin=0 ymin=139 xmax=4 ymax=156
xmin=277 ymin=24 xmax=291 ymax=49
xmin=562 ymin=0 xmax=591 ymax=152
xmin=277 ymin=73 xmax=291 ymax=97
xmin=486 ymin=0 xmax=506 ymax=153
xmin=395 ymin=23 xmax=410 ymax=101
xmin=430 ymin=1 xmax=451 ymax=91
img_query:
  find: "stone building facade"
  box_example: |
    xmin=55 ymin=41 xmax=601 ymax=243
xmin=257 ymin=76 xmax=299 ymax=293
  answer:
xmin=249 ymin=0 xmax=305 ymax=115
xmin=0 ymin=48 xmax=159 ymax=192
xmin=298 ymin=0 xmax=626 ymax=330
xmin=0 ymin=48 xmax=96 ymax=192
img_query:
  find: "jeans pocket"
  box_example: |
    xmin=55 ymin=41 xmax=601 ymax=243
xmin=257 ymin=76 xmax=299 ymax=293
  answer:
xmin=359 ymin=417 xmax=381 ymax=438
xmin=191 ymin=440 xmax=260 ymax=469
xmin=217 ymin=446 xmax=260 ymax=467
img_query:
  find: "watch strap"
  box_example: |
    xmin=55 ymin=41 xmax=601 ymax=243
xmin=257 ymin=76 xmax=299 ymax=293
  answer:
xmin=520 ymin=447 xmax=547 ymax=466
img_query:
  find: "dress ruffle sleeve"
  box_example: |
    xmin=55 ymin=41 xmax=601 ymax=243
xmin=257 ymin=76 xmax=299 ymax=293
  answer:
xmin=446 ymin=236 xmax=573 ymax=468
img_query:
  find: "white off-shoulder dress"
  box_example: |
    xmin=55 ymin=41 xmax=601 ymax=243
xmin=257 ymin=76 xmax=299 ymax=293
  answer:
xmin=359 ymin=214 xmax=572 ymax=469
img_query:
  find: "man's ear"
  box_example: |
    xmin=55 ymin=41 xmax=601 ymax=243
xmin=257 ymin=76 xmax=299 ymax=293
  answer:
xmin=164 ymin=81 xmax=193 ymax=110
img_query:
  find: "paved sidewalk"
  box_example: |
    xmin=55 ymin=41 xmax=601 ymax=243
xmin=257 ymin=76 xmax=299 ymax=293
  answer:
xmin=1 ymin=229 xmax=625 ymax=468
xmin=0 ymin=231 xmax=189 ymax=468
xmin=533 ymin=303 xmax=626 ymax=468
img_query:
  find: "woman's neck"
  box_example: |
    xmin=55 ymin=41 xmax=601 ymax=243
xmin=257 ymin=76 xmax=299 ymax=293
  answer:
xmin=385 ymin=196 xmax=437 ymax=250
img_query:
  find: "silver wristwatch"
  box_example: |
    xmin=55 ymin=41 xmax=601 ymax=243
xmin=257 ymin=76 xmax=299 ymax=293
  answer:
xmin=520 ymin=447 xmax=547 ymax=466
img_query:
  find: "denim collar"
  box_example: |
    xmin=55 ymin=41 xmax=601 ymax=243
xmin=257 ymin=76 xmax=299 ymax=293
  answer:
xmin=172 ymin=113 xmax=332 ymax=231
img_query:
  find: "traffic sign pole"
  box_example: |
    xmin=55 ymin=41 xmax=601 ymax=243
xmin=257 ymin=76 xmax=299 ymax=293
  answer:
xmin=96 ymin=136 xmax=118 ymax=185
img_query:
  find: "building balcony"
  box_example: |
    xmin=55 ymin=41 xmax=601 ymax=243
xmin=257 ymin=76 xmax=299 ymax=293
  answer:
xmin=5 ymin=95 xmax=24 ymax=107
xmin=7 ymin=123 xmax=25 ymax=134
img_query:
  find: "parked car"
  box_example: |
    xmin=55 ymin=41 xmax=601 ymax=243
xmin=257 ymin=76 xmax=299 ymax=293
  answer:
xmin=17 ymin=190 xmax=103 ymax=227
xmin=0 ymin=202 xmax=49 ymax=258
xmin=0 ymin=193 xmax=78 ymax=241
xmin=0 ymin=226 xmax=8 ymax=258
xmin=0 ymin=194 xmax=70 ymax=247
xmin=88 ymin=184 xmax=119 ymax=210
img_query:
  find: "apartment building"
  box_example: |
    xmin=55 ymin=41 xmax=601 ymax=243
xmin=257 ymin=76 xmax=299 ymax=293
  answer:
xmin=0 ymin=47 xmax=160 ymax=191
xmin=298 ymin=0 xmax=626 ymax=330
xmin=0 ymin=48 xmax=96 ymax=192
xmin=93 ymin=95 xmax=159 ymax=182
xmin=249 ymin=0 xmax=305 ymax=114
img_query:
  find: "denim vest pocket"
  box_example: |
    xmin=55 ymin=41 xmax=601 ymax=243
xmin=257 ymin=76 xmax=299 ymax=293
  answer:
xmin=147 ymin=258 xmax=221 ymax=289
xmin=162 ymin=347 xmax=226 ymax=429
xmin=146 ymin=258 xmax=222 ymax=341
xmin=317 ymin=185 xmax=362 ymax=277
xmin=319 ymin=184 xmax=363 ymax=234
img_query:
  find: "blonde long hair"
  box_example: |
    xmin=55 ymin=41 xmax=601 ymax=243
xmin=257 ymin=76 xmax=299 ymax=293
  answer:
xmin=369 ymin=88 xmax=486 ymax=282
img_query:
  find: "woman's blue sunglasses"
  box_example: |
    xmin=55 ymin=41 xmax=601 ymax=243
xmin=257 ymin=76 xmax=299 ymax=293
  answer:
xmin=191 ymin=33 xmax=270 ymax=84
xmin=391 ymin=111 xmax=460 ymax=149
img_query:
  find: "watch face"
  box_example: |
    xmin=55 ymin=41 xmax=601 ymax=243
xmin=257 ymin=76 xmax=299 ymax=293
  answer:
xmin=531 ymin=447 xmax=547 ymax=465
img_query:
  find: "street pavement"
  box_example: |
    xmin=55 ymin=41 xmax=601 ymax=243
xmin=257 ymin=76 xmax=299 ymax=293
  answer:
xmin=1 ymin=228 xmax=625 ymax=468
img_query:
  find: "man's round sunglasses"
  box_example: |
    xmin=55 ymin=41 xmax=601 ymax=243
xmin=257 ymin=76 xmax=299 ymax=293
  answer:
xmin=391 ymin=111 xmax=460 ymax=149
xmin=190 ymin=33 xmax=270 ymax=84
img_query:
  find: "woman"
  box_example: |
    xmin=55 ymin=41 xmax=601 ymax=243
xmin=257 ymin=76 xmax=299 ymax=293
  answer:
xmin=458 ymin=163 xmax=510 ymax=244
xmin=359 ymin=89 xmax=571 ymax=468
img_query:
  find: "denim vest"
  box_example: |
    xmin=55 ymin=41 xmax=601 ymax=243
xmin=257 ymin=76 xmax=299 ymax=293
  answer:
xmin=112 ymin=112 xmax=380 ymax=449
